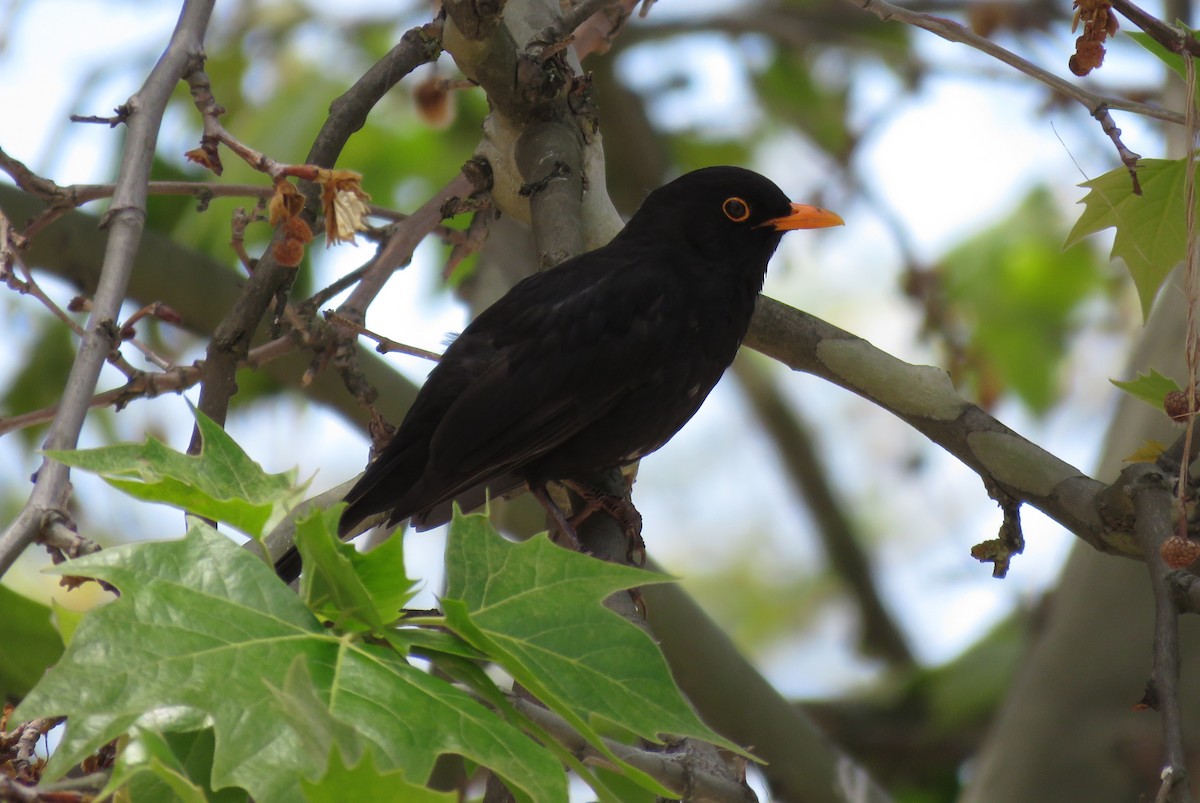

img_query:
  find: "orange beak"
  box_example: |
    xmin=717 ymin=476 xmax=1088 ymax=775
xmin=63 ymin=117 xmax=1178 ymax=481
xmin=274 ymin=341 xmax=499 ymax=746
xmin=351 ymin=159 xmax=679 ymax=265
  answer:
xmin=763 ymin=203 xmax=844 ymax=231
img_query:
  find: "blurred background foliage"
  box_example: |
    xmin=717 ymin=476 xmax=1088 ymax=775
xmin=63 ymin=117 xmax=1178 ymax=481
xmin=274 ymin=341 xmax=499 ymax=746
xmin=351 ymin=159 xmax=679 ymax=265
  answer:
xmin=0 ymin=0 xmax=1185 ymax=798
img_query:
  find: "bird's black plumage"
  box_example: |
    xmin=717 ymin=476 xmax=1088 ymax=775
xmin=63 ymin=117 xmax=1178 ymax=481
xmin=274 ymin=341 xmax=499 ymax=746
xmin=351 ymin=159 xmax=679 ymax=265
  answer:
xmin=275 ymin=167 xmax=840 ymax=581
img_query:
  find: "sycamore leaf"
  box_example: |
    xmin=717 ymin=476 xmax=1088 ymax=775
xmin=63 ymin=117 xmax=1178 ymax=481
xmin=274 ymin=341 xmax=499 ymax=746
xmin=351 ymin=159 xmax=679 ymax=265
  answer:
xmin=1110 ymin=368 xmax=1182 ymax=408
xmin=1065 ymin=159 xmax=1196 ymax=321
xmin=14 ymin=523 xmax=565 ymax=803
xmin=1124 ymin=440 xmax=1168 ymax=463
xmin=104 ymin=728 xmax=247 ymax=803
xmin=441 ymin=511 xmax=749 ymax=797
xmin=295 ymin=506 xmax=416 ymax=632
xmin=45 ymin=409 xmax=304 ymax=539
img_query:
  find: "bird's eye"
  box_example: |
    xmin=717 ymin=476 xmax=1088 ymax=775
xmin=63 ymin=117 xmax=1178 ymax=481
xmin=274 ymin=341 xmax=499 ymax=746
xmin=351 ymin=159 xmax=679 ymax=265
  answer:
xmin=722 ymin=197 xmax=750 ymax=222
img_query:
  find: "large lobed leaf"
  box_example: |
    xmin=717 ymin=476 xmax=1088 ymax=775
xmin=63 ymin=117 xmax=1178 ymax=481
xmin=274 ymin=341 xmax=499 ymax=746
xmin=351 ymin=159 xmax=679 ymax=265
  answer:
xmin=1066 ymin=158 xmax=1196 ymax=321
xmin=442 ymin=511 xmax=748 ymax=767
xmin=14 ymin=523 xmax=565 ymax=803
xmin=45 ymin=409 xmax=304 ymax=540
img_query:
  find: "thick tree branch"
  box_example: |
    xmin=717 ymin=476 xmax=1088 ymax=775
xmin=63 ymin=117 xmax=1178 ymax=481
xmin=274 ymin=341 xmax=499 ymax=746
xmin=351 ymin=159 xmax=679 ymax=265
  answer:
xmin=444 ymin=0 xmax=624 ymax=247
xmin=744 ymin=296 xmax=1133 ymax=560
xmin=642 ymin=574 xmax=896 ymax=803
xmin=0 ymin=0 xmax=217 ymax=578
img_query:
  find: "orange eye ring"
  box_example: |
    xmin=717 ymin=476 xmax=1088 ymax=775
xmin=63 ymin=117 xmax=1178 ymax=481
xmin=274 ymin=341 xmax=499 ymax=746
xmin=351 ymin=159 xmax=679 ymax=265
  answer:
xmin=722 ymin=197 xmax=750 ymax=222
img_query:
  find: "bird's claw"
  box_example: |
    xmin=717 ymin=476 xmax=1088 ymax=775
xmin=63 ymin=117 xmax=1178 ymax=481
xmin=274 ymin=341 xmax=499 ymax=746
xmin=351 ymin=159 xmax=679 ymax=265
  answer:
xmin=562 ymin=480 xmax=645 ymax=564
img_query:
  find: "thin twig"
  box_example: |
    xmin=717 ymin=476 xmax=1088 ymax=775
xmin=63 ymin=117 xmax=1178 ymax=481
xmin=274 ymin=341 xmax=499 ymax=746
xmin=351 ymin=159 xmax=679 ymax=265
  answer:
xmin=1128 ymin=462 xmax=1193 ymax=803
xmin=1179 ymin=40 xmax=1199 ymax=537
xmin=337 ymin=172 xmax=474 ymax=319
xmin=0 ymin=332 xmax=303 ymax=437
xmin=0 ymin=147 xmax=461 ymax=242
xmin=848 ymin=0 xmax=1180 ymax=189
xmin=1093 ymin=105 xmax=1143 ymax=194
xmin=321 ymin=310 xmax=442 ymax=361
xmin=512 ymin=697 xmax=757 ymax=803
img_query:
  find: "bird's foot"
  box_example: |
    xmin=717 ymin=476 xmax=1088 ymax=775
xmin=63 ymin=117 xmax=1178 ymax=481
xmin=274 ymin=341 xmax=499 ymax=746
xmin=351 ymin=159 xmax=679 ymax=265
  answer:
xmin=561 ymin=480 xmax=645 ymax=566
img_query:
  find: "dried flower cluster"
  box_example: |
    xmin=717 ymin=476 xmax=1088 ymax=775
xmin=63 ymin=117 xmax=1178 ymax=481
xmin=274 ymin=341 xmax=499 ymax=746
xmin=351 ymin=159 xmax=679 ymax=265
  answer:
xmin=319 ymin=169 xmax=372 ymax=246
xmin=267 ymin=181 xmax=312 ymax=268
xmin=265 ymin=169 xmax=370 ymax=268
xmin=1069 ymin=0 xmax=1118 ymax=76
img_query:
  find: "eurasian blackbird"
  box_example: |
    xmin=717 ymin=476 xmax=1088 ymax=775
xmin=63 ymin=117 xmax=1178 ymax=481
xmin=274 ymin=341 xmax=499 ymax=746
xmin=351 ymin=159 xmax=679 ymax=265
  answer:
xmin=276 ymin=166 xmax=840 ymax=581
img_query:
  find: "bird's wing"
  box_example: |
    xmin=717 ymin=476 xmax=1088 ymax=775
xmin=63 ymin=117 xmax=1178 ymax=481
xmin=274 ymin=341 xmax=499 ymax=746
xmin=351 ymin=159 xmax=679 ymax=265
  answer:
xmin=410 ymin=251 xmax=684 ymax=502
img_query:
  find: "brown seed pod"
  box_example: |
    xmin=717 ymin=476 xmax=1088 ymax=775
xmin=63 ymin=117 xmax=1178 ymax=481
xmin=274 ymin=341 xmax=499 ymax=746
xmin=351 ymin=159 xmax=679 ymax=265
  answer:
xmin=1164 ymin=389 xmax=1196 ymax=422
xmin=1161 ymin=534 xmax=1200 ymax=569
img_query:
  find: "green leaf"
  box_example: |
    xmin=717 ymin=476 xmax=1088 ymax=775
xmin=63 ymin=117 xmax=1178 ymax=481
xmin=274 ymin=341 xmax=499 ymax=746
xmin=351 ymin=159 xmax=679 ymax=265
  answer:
xmin=296 ymin=505 xmax=416 ymax=632
xmin=302 ymin=747 xmax=455 ymax=803
xmin=15 ymin=523 xmax=565 ymax=803
xmin=266 ymin=657 xmax=365 ymax=771
xmin=753 ymin=51 xmax=849 ymax=156
xmin=49 ymin=598 xmax=85 ymax=647
xmin=1065 ymin=158 xmax=1196 ymax=321
xmin=105 ymin=728 xmax=248 ymax=803
xmin=0 ymin=584 xmax=64 ymax=699
xmin=441 ymin=512 xmax=749 ymax=783
xmin=944 ymin=188 xmax=1105 ymax=412
xmin=1111 ymin=368 xmax=1182 ymax=407
xmin=1126 ymin=30 xmax=1200 ymax=107
xmin=385 ymin=627 xmax=488 ymax=663
xmin=45 ymin=407 xmax=304 ymax=540
xmin=0 ymin=317 xmax=75 ymax=447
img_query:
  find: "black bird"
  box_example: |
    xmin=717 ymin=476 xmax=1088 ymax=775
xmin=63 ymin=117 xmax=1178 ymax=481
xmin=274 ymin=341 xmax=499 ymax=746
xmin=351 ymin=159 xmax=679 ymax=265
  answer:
xmin=276 ymin=166 xmax=841 ymax=581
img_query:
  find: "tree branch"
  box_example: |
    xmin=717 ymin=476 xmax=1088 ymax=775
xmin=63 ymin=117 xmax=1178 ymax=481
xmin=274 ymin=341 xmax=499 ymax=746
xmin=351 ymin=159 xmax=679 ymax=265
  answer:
xmin=744 ymin=296 xmax=1132 ymax=561
xmin=0 ymin=183 xmax=424 ymax=476
xmin=846 ymin=0 xmax=1178 ymax=191
xmin=642 ymin=574 xmax=897 ymax=803
xmin=0 ymin=0 xmax=217 ymax=579
xmin=511 ymin=696 xmax=758 ymax=803
xmin=1127 ymin=463 xmax=1194 ymax=803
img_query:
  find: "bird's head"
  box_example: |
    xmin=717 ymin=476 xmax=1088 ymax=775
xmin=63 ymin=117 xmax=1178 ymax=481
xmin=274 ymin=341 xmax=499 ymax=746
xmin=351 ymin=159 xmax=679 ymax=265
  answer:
xmin=625 ymin=166 xmax=843 ymax=266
